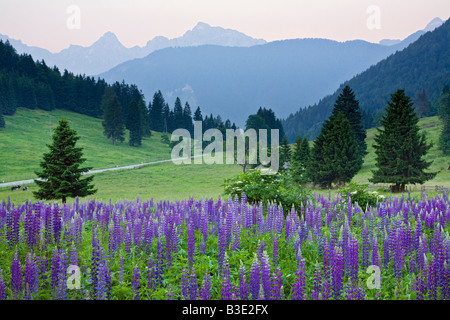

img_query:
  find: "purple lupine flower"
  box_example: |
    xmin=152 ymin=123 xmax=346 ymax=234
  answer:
xmin=69 ymin=242 xmax=78 ymax=267
xmin=187 ymin=218 xmax=195 ymax=269
xmin=118 ymin=255 xmax=124 ymax=285
xmin=57 ymin=249 xmax=68 ymax=300
xmin=371 ymin=234 xmax=380 ymax=268
xmin=260 ymin=250 xmax=271 ymax=299
xmin=200 ymin=272 xmax=211 ymax=300
xmin=249 ymin=255 xmax=260 ymax=300
xmin=96 ymin=255 xmax=109 ymax=300
xmin=0 ymin=270 xmax=6 ymax=300
xmin=348 ymin=235 xmax=359 ymax=285
xmin=291 ymin=250 xmax=306 ymax=300
xmin=344 ymin=278 xmax=358 ymax=300
xmin=132 ymin=264 xmax=141 ymax=300
xmin=217 ymin=220 xmax=227 ymax=274
xmin=270 ymin=267 xmax=283 ymax=300
xmin=124 ymin=224 xmax=132 ymax=256
xmin=50 ymin=248 xmax=60 ymax=298
xmin=188 ymin=271 xmax=198 ymax=300
xmin=361 ymin=222 xmax=370 ymax=270
xmin=199 ymin=235 xmax=206 ymax=255
xmin=155 ymin=238 xmax=164 ymax=286
xmin=220 ymin=256 xmax=232 ymax=300
xmin=166 ymin=285 xmax=175 ymax=300
xmin=52 ymin=205 xmax=62 ymax=244
xmin=232 ymin=218 xmax=240 ymax=252
xmin=427 ymin=256 xmax=438 ymax=300
xmin=332 ymin=246 xmax=344 ymax=300
xmin=383 ymin=229 xmax=390 ymax=268
xmin=238 ymin=262 xmax=249 ymax=300
xmin=91 ymin=232 xmax=101 ymax=298
xmin=165 ymin=219 xmax=174 ymax=268
xmin=311 ymin=262 xmax=322 ymax=300
xmin=24 ymin=253 xmax=38 ymax=300
xmin=181 ymin=267 xmax=189 ymax=299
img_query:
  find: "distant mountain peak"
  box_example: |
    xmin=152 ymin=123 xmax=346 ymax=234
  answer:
xmin=93 ymin=31 xmax=123 ymax=47
xmin=423 ymin=17 xmax=444 ymax=32
xmin=193 ymin=22 xmax=212 ymax=30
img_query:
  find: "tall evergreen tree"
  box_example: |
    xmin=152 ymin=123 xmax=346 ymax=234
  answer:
xmin=369 ymin=89 xmax=437 ymax=192
xmin=438 ymin=85 xmax=450 ymax=155
xmin=127 ymin=100 xmax=143 ymax=147
xmin=149 ymin=90 xmax=165 ymax=132
xmin=331 ymin=85 xmax=367 ymax=157
xmin=101 ymin=87 xmax=125 ymax=145
xmin=173 ymin=97 xmax=184 ymax=130
xmin=309 ymin=112 xmax=362 ymax=188
xmin=33 ymin=118 xmax=96 ymax=203
xmin=292 ymin=135 xmax=303 ymax=164
xmin=183 ymin=102 xmax=194 ymax=134
xmin=194 ymin=106 xmax=203 ymax=122
xmin=279 ymin=135 xmax=291 ymax=170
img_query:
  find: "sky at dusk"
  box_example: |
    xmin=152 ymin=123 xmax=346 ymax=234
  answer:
xmin=0 ymin=0 xmax=449 ymax=53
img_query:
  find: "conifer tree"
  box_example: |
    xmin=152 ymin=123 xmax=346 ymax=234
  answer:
xmin=309 ymin=112 xmax=362 ymax=188
xmin=438 ymin=85 xmax=450 ymax=155
xmin=173 ymin=97 xmax=184 ymax=130
xmin=183 ymin=102 xmax=194 ymax=135
xmin=127 ymin=100 xmax=143 ymax=147
xmin=299 ymin=136 xmax=310 ymax=165
xmin=370 ymin=89 xmax=437 ymax=192
xmin=149 ymin=90 xmax=165 ymax=132
xmin=194 ymin=107 xmax=203 ymax=122
xmin=279 ymin=135 xmax=291 ymax=170
xmin=101 ymin=87 xmax=125 ymax=145
xmin=332 ymin=86 xmax=367 ymax=157
xmin=33 ymin=118 xmax=96 ymax=203
xmin=0 ymin=112 xmax=4 ymax=128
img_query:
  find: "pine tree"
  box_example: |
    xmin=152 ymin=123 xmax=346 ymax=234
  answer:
xmin=149 ymin=90 xmax=164 ymax=132
xmin=309 ymin=112 xmax=362 ymax=188
xmin=279 ymin=135 xmax=291 ymax=170
xmin=369 ymin=89 xmax=437 ymax=192
xmin=299 ymin=136 xmax=310 ymax=164
xmin=331 ymin=85 xmax=367 ymax=157
xmin=127 ymin=100 xmax=143 ymax=147
xmin=438 ymin=85 xmax=450 ymax=155
xmin=292 ymin=135 xmax=303 ymax=164
xmin=33 ymin=118 xmax=96 ymax=203
xmin=183 ymin=102 xmax=194 ymax=135
xmin=194 ymin=107 xmax=203 ymax=122
xmin=173 ymin=97 xmax=184 ymax=130
xmin=101 ymin=87 xmax=125 ymax=145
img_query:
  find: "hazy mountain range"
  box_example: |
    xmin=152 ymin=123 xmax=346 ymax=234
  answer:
xmin=0 ymin=17 xmax=445 ymax=128
xmin=98 ymin=18 xmax=444 ymax=126
xmin=0 ymin=22 xmax=266 ymax=76
xmin=282 ymin=18 xmax=450 ymax=141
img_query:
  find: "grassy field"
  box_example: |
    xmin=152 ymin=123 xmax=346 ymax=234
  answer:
xmin=0 ymin=108 xmax=448 ymax=205
xmin=0 ymin=108 xmax=173 ymax=183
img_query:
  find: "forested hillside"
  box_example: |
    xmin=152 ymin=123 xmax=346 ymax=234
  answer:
xmin=282 ymin=18 xmax=450 ymax=142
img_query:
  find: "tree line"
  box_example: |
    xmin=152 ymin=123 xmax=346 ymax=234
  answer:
xmin=280 ymin=85 xmax=444 ymax=193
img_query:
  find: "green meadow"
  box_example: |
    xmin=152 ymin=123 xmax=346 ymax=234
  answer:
xmin=0 ymin=108 xmax=448 ymax=204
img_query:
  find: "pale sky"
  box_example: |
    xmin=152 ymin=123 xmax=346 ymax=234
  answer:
xmin=0 ymin=0 xmax=449 ymax=53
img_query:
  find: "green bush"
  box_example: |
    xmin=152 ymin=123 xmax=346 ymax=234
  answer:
xmin=338 ymin=181 xmax=385 ymax=209
xmin=223 ymin=169 xmax=310 ymax=214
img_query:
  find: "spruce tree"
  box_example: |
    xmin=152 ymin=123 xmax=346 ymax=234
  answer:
xmin=292 ymin=135 xmax=303 ymax=164
xmin=309 ymin=112 xmax=362 ymax=188
xmin=173 ymin=97 xmax=184 ymax=130
xmin=370 ymin=89 xmax=437 ymax=192
xmin=299 ymin=136 xmax=310 ymax=164
xmin=149 ymin=90 xmax=164 ymax=132
xmin=183 ymin=102 xmax=194 ymax=135
xmin=101 ymin=87 xmax=125 ymax=145
xmin=33 ymin=118 xmax=96 ymax=203
xmin=127 ymin=100 xmax=143 ymax=147
xmin=438 ymin=85 xmax=450 ymax=155
xmin=332 ymin=85 xmax=367 ymax=157
xmin=194 ymin=107 xmax=203 ymax=122
xmin=279 ymin=135 xmax=291 ymax=170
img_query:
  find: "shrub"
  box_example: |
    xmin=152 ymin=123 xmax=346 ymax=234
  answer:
xmin=338 ymin=181 xmax=385 ymax=209
xmin=224 ymin=169 xmax=310 ymax=214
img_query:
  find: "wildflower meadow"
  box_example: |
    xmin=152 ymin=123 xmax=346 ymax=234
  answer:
xmin=0 ymin=191 xmax=449 ymax=301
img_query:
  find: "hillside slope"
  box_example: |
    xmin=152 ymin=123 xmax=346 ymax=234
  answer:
xmin=283 ymin=18 xmax=450 ymax=141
